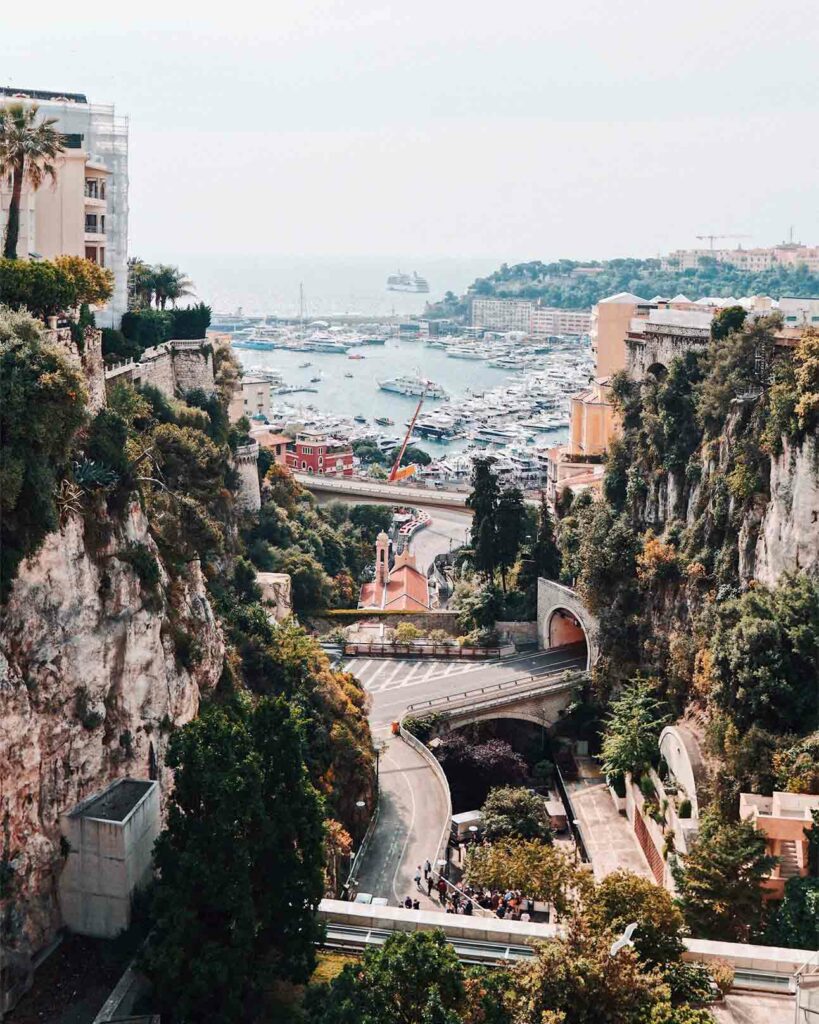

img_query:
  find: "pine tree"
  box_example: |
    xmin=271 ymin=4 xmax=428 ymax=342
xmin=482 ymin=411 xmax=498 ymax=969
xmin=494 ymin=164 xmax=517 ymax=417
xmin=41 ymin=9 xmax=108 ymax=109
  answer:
xmin=673 ymin=815 xmax=777 ymax=941
xmin=532 ymin=491 xmax=561 ymax=580
xmin=467 ymin=457 xmax=500 ymax=579
xmin=495 ymin=486 xmax=527 ymax=591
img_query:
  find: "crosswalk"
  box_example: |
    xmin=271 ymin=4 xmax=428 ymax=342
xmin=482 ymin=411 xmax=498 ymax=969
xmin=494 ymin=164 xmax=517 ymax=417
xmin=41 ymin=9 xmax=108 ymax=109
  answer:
xmin=344 ymin=657 xmax=500 ymax=693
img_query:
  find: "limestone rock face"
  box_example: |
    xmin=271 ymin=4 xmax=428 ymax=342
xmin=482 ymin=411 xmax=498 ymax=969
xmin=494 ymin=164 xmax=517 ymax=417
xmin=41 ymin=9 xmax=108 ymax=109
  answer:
xmin=0 ymin=503 xmax=223 ymax=957
xmin=256 ymin=572 xmax=293 ymax=621
xmin=755 ymin=435 xmax=819 ymax=586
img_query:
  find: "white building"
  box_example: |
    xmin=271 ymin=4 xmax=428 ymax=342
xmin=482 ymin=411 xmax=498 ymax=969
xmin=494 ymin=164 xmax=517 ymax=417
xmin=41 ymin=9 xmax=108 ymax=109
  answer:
xmin=530 ymin=307 xmax=591 ymax=337
xmin=0 ymin=87 xmax=129 ymax=326
xmin=471 ymin=297 xmax=535 ymax=332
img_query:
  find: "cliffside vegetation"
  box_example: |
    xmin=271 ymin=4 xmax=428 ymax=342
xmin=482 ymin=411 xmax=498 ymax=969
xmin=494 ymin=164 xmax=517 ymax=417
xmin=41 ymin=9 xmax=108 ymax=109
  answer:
xmin=426 ymin=256 xmax=819 ymax=316
xmin=553 ymin=317 xmax=819 ymax=943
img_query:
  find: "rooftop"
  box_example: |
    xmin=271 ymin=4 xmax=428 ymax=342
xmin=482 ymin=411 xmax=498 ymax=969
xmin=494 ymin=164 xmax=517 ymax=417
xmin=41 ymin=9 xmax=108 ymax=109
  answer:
xmin=72 ymin=779 xmax=155 ymax=823
xmin=0 ymin=86 xmax=89 ymax=103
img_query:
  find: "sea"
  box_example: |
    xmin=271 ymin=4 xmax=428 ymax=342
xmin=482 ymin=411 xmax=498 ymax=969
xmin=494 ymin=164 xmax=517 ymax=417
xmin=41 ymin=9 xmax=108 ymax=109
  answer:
xmin=235 ymin=337 xmax=571 ymax=458
xmin=171 ymin=254 xmax=501 ymax=319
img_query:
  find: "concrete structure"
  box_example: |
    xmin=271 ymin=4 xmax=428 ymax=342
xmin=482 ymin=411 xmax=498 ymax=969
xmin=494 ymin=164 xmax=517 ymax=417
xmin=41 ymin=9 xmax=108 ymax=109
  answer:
xmin=470 ymin=297 xmax=535 ymax=332
xmin=740 ymin=791 xmax=819 ymax=899
xmin=234 ymin=442 xmax=262 ymax=512
xmin=58 ymin=779 xmax=158 ymax=939
xmin=256 ymin=571 xmax=293 ymax=620
xmin=530 ymin=307 xmax=592 ymax=337
xmin=287 ymin=432 xmax=354 ymax=476
xmin=537 ymin=578 xmax=598 ymax=669
xmin=359 ymin=532 xmax=431 ymax=610
xmin=780 ymin=296 xmax=819 ymax=328
xmin=0 ymin=87 xmax=129 ymax=326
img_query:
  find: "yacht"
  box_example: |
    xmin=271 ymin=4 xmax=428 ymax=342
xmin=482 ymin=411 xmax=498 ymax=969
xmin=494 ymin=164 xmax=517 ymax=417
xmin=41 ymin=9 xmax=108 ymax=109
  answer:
xmin=378 ymin=375 xmax=448 ymax=400
xmin=374 ymin=416 xmax=394 ymax=426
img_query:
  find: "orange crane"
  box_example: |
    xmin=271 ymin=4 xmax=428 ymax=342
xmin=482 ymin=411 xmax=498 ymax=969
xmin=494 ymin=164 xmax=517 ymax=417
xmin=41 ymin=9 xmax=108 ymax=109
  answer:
xmin=388 ymin=385 xmax=428 ymax=483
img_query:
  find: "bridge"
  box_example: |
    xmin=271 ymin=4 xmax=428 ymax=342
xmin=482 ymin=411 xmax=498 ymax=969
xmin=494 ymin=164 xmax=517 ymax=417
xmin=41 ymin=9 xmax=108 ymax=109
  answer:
xmin=293 ymin=472 xmax=473 ymax=511
xmin=402 ymin=646 xmax=586 ymax=731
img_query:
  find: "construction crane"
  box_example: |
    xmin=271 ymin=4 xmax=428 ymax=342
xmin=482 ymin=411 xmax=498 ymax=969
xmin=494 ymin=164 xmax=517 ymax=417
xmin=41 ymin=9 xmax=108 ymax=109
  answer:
xmin=695 ymin=233 xmax=752 ymax=250
xmin=388 ymin=385 xmax=427 ymax=483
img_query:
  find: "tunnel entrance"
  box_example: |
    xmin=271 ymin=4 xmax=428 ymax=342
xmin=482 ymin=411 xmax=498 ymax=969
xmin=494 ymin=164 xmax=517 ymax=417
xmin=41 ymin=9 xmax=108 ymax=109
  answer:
xmin=547 ymin=608 xmax=587 ymax=652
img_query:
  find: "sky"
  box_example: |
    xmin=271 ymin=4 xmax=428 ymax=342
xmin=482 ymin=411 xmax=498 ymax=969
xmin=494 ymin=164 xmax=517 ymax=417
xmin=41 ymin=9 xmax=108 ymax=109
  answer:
xmin=5 ymin=0 xmax=819 ymax=265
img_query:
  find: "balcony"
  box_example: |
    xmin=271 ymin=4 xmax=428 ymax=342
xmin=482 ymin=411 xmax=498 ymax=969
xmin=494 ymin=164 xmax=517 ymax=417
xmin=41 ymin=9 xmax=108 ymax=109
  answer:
xmin=84 ymin=219 xmax=106 ymax=239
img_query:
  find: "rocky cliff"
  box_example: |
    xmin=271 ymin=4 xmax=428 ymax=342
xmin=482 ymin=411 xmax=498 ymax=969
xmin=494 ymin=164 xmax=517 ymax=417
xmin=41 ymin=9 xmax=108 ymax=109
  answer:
xmin=0 ymin=502 xmax=224 ymax=957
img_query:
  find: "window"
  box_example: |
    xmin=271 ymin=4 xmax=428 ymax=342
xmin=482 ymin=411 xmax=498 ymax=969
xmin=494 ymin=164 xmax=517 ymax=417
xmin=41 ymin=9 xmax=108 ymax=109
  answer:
xmin=301 ymin=460 xmax=307 ymax=469
xmin=318 ymin=456 xmax=324 ymax=466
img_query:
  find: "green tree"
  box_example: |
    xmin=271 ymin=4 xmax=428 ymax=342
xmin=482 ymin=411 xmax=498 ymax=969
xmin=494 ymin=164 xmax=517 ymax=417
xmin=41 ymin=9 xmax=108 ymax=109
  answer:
xmin=532 ymin=491 xmax=561 ymax=580
xmin=304 ymin=931 xmax=466 ymax=1024
xmin=389 ymin=444 xmax=432 ymax=467
xmin=673 ymin=814 xmax=777 ymax=941
xmin=480 ymin=786 xmax=553 ymax=843
xmin=0 ymin=103 xmax=64 ymax=259
xmin=279 ymin=550 xmax=333 ymax=609
xmin=467 ymin=457 xmax=500 ymax=579
xmin=465 ymin=838 xmax=583 ymax=916
xmin=1 ymin=307 xmax=87 ymax=597
xmin=600 ymin=678 xmax=670 ymax=780
xmin=495 ymin=486 xmax=526 ymax=591
xmin=144 ymin=696 xmax=325 ymax=1023
xmin=708 ymin=573 xmax=819 ymax=735
xmin=764 ymin=876 xmax=819 ymax=950
xmin=152 ymin=263 xmax=195 ymax=309
xmin=584 ymin=870 xmax=685 ymax=967
xmin=348 ymin=503 xmax=393 ymax=539
xmin=710 ymin=305 xmax=746 ymax=342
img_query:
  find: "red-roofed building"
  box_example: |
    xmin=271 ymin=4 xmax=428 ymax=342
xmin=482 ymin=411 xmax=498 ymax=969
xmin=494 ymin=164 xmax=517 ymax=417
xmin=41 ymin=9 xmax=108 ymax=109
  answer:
xmin=358 ymin=532 xmax=431 ymax=611
xmin=251 ymin=429 xmax=291 ymax=467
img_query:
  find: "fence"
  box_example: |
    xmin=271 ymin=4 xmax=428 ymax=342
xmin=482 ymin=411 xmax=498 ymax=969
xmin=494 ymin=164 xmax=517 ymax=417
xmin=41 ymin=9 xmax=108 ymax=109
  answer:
xmin=398 ymin=720 xmax=452 ymax=870
xmin=344 ymin=799 xmax=381 ymax=898
xmin=343 ymin=642 xmax=504 ymax=659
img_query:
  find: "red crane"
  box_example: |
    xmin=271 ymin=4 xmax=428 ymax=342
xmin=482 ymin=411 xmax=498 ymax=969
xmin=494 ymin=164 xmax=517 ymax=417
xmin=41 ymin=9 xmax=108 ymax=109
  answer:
xmin=388 ymin=385 xmax=428 ymax=483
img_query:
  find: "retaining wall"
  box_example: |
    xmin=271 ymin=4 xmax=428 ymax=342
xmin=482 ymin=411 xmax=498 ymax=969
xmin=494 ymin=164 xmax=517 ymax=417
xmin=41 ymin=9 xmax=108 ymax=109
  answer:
xmin=306 ymin=609 xmax=461 ymax=635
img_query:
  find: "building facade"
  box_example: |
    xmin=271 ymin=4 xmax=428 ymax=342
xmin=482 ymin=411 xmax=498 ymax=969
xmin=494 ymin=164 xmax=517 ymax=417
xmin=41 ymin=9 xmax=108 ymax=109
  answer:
xmin=470 ymin=297 xmax=535 ymax=332
xmin=286 ymin=432 xmax=354 ymax=476
xmin=662 ymin=242 xmax=819 ymax=275
xmin=529 ymin=307 xmax=592 ymax=337
xmin=0 ymin=87 xmax=129 ymax=326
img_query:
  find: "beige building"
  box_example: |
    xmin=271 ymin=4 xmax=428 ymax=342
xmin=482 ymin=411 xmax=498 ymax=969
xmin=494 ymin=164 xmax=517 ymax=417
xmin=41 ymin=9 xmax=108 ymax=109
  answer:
xmin=590 ymin=292 xmax=652 ymax=378
xmin=740 ymin=791 xmax=819 ymax=900
xmin=0 ymin=87 xmax=129 ymax=326
xmin=229 ymin=375 xmax=272 ymax=422
xmin=662 ymin=242 xmax=819 ymax=275
xmin=530 ymin=306 xmax=591 ymax=337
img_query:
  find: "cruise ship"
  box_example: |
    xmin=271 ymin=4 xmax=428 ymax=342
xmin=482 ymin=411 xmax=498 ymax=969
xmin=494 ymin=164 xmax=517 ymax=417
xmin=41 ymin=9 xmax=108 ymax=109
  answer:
xmin=386 ymin=271 xmax=430 ymax=293
xmin=378 ymin=374 xmax=448 ymax=399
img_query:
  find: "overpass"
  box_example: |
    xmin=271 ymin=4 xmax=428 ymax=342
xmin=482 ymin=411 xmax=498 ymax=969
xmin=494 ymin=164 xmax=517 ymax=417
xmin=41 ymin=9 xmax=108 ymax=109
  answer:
xmin=293 ymin=472 xmax=473 ymax=511
xmin=318 ymin=898 xmax=818 ymax=1002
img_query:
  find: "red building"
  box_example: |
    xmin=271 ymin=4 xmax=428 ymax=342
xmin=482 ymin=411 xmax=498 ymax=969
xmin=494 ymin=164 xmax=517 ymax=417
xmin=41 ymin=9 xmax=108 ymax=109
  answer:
xmin=285 ymin=432 xmax=354 ymax=476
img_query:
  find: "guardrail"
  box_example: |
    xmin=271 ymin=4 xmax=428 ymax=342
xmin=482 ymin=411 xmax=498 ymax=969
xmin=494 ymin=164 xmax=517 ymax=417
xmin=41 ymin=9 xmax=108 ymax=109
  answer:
xmin=345 ymin=798 xmax=380 ymax=899
xmin=343 ymin=642 xmax=504 ymax=659
xmin=398 ymin=719 xmax=452 ymax=870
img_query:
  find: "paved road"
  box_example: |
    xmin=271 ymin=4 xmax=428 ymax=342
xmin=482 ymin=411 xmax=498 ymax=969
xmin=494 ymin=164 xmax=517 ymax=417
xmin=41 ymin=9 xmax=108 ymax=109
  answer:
xmin=346 ymin=647 xmax=586 ymax=906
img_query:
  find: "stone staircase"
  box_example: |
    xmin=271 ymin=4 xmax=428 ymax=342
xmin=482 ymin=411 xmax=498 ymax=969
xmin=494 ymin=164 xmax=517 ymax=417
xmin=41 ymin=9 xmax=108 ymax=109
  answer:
xmin=778 ymin=839 xmax=801 ymax=878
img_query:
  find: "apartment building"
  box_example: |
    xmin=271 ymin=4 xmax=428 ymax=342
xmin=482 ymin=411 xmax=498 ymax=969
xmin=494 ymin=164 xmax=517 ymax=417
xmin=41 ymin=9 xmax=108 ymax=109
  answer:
xmin=229 ymin=375 xmax=272 ymax=421
xmin=530 ymin=306 xmax=591 ymax=337
xmin=470 ymin=297 xmax=535 ymax=332
xmin=286 ymin=433 xmax=354 ymax=476
xmin=0 ymin=87 xmax=129 ymax=326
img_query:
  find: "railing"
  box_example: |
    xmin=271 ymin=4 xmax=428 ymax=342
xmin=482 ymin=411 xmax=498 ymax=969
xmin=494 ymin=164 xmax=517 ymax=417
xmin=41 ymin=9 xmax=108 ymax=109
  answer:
xmin=84 ymin=222 xmax=105 ymax=235
xmin=399 ymin=720 xmax=452 ymax=869
xmin=344 ymin=799 xmax=380 ymax=899
xmin=343 ymin=642 xmax=503 ymax=659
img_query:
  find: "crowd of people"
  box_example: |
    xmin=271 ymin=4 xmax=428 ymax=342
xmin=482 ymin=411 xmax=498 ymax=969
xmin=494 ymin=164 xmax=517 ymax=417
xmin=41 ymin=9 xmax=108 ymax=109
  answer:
xmin=398 ymin=860 xmax=536 ymax=920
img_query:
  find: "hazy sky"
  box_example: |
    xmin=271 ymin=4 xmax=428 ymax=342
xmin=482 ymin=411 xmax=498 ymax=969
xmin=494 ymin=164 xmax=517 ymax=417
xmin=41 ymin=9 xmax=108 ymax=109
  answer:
xmin=6 ymin=0 xmax=819 ymax=264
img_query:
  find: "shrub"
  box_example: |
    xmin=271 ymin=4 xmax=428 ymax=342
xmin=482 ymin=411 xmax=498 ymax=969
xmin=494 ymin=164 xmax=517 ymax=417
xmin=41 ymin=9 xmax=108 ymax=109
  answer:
xmin=0 ymin=258 xmax=77 ymax=318
xmin=403 ymin=712 xmax=443 ymax=743
xmin=394 ymin=622 xmax=423 ymax=644
xmin=170 ymin=302 xmax=211 ymax=339
xmin=678 ymin=798 xmax=692 ymax=818
xmin=120 ymin=543 xmax=161 ymax=592
xmin=120 ymin=309 xmax=173 ymax=348
xmin=53 ymin=255 xmax=113 ymax=306
xmin=101 ymin=327 xmax=142 ymax=364
xmin=75 ymin=686 xmax=103 ymax=730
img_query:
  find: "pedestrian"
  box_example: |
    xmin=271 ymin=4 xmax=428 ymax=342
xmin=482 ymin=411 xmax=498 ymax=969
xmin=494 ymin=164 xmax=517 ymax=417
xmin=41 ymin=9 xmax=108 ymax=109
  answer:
xmin=412 ymin=898 xmax=420 ymax=910
xmin=424 ymin=858 xmax=432 ymax=879
xmin=414 ymin=866 xmax=422 ymax=890
xmin=426 ymin=875 xmax=434 ymax=897
xmin=464 ymin=900 xmax=473 ymax=916
xmin=404 ymin=895 xmax=413 ymax=909
xmin=437 ymin=878 xmax=447 ymax=900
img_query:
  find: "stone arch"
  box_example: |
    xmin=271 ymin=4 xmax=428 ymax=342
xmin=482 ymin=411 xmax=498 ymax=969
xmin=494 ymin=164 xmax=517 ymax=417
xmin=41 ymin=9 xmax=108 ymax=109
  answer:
xmin=537 ymin=579 xmax=599 ymax=670
xmin=646 ymin=361 xmax=667 ymax=381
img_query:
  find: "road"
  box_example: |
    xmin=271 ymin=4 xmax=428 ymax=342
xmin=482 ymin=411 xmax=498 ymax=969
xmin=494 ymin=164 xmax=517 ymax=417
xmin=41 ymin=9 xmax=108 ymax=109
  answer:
xmin=345 ymin=647 xmax=586 ymax=907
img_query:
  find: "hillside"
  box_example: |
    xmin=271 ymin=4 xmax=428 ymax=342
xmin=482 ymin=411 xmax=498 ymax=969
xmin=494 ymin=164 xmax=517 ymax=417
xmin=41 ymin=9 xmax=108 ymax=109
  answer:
xmin=427 ymin=257 xmax=819 ymax=316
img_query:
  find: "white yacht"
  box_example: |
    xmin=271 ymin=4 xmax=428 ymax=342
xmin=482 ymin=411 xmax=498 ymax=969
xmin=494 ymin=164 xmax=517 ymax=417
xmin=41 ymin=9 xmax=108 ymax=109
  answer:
xmin=378 ymin=375 xmax=448 ymax=400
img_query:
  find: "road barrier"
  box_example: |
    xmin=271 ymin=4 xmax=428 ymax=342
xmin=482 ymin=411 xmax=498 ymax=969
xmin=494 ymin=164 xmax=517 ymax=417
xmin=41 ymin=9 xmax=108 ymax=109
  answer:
xmin=343 ymin=642 xmax=506 ymax=659
xmin=398 ymin=719 xmax=452 ymax=870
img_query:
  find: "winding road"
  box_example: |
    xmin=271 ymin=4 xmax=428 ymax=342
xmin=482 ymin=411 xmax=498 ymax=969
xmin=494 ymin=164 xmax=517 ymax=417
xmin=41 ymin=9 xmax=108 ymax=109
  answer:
xmin=345 ymin=648 xmax=586 ymax=907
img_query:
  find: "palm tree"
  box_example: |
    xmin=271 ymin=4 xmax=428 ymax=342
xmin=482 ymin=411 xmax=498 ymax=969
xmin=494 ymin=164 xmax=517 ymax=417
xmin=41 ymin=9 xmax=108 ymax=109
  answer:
xmin=152 ymin=264 xmax=195 ymax=309
xmin=128 ymin=257 xmax=156 ymax=309
xmin=0 ymin=103 xmax=64 ymax=259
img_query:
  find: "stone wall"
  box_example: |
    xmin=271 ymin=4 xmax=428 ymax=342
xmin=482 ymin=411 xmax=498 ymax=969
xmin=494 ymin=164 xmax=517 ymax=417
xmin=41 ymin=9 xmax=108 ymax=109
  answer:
xmin=536 ymin=578 xmax=598 ymax=667
xmin=495 ymin=620 xmax=538 ymax=643
xmin=103 ymin=340 xmax=215 ymax=403
xmin=306 ymin=609 xmax=461 ymax=636
xmin=170 ymin=340 xmax=215 ymax=396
